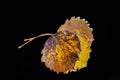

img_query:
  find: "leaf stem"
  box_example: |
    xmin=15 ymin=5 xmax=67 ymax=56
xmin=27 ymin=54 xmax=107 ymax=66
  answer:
xmin=18 ymin=33 xmax=53 ymax=49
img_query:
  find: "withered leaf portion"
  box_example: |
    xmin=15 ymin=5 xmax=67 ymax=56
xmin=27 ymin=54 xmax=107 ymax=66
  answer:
xmin=41 ymin=31 xmax=81 ymax=73
xmin=57 ymin=16 xmax=94 ymax=45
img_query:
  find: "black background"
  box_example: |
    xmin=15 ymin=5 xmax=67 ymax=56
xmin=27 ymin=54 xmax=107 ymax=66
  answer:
xmin=14 ymin=7 xmax=119 ymax=80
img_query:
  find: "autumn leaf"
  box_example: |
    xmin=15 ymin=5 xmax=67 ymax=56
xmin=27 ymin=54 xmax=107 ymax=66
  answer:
xmin=18 ymin=16 xmax=94 ymax=74
xmin=41 ymin=16 xmax=94 ymax=74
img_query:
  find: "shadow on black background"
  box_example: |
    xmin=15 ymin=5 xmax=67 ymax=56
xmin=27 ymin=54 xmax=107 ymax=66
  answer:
xmin=15 ymin=10 xmax=119 ymax=80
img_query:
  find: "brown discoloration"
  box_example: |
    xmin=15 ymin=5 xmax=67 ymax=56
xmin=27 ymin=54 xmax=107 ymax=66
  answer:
xmin=41 ymin=31 xmax=81 ymax=73
xmin=57 ymin=16 xmax=94 ymax=45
